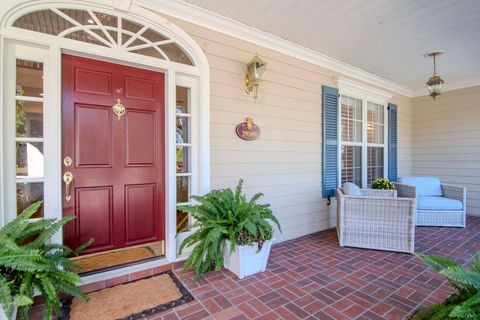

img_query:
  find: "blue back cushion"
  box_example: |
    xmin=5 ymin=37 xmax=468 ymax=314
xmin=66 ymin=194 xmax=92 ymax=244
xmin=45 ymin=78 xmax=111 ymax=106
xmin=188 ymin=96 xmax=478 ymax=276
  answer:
xmin=399 ymin=177 xmax=443 ymax=196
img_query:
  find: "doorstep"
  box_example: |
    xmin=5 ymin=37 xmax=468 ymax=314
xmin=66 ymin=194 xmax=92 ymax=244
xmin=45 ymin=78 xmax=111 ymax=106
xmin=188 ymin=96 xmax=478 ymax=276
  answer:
xmin=79 ymin=262 xmax=174 ymax=293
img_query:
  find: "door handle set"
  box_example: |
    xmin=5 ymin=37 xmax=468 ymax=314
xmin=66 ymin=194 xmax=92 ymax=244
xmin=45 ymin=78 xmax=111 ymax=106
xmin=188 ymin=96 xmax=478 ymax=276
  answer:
xmin=63 ymin=156 xmax=73 ymax=202
xmin=63 ymin=171 xmax=73 ymax=202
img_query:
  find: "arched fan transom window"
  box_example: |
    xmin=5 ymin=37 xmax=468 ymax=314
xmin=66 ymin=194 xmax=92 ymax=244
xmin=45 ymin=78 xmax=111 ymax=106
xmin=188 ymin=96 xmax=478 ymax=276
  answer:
xmin=13 ymin=8 xmax=194 ymax=66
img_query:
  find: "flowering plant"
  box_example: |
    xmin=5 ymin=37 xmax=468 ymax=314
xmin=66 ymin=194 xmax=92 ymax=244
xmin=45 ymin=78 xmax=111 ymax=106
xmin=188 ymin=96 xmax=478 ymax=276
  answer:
xmin=371 ymin=178 xmax=395 ymax=190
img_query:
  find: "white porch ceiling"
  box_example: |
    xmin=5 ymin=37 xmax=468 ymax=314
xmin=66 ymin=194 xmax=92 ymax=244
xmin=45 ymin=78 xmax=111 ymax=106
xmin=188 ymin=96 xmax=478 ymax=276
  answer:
xmin=179 ymin=0 xmax=480 ymax=95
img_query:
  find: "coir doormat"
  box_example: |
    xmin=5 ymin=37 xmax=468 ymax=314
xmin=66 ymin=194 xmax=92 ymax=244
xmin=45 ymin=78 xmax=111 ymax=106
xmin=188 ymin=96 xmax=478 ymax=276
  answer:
xmin=59 ymin=271 xmax=193 ymax=320
xmin=73 ymin=246 xmax=156 ymax=273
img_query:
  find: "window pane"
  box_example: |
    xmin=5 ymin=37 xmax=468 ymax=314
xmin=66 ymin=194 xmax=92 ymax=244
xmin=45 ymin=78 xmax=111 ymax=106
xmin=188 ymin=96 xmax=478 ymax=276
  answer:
xmin=130 ymin=47 xmax=165 ymax=60
xmin=341 ymin=96 xmax=362 ymax=142
xmin=176 ymin=86 xmax=190 ymax=113
xmin=367 ymin=102 xmax=385 ymax=144
xmin=93 ymin=12 xmax=117 ymax=28
xmin=367 ymin=147 xmax=384 ymax=185
xmin=160 ymin=43 xmax=193 ymax=66
xmin=16 ymin=142 xmax=44 ymax=178
xmin=122 ymin=18 xmax=143 ymax=34
xmin=64 ymin=30 xmax=109 ymax=47
xmin=176 ymin=116 xmax=190 ymax=144
xmin=177 ymin=209 xmax=188 ymax=233
xmin=341 ymin=146 xmax=362 ymax=186
xmin=17 ymin=182 xmax=44 ymax=218
xmin=177 ymin=177 xmax=190 ymax=203
xmin=141 ymin=28 xmax=168 ymax=43
xmin=16 ymin=100 xmax=43 ymax=138
xmin=13 ymin=10 xmax=74 ymax=36
xmin=16 ymin=59 xmax=43 ymax=98
xmin=176 ymin=146 xmax=190 ymax=173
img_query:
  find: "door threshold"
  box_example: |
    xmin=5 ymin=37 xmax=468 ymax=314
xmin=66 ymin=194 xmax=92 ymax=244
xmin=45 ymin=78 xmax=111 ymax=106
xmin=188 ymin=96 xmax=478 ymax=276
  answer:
xmin=80 ymin=256 xmax=171 ymax=286
xmin=78 ymin=254 xmax=165 ymax=277
xmin=72 ymin=241 xmax=165 ymax=274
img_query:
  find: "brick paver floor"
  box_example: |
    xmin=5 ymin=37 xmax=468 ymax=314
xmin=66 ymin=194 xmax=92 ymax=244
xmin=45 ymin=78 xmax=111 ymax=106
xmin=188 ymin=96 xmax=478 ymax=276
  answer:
xmin=31 ymin=217 xmax=480 ymax=320
xmin=156 ymin=217 xmax=480 ymax=320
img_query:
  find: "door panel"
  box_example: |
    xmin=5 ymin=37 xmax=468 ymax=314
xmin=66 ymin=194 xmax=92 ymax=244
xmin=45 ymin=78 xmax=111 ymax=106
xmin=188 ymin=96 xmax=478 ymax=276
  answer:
xmin=125 ymin=184 xmax=157 ymax=245
xmin=125 ymin=76 xmax=155 ymax=101
xmin=76 ymin=187 xmax=115 ymax=252
xmin=62 ymin=54 xmax=165 ymax=255
xmin=74 ymin=68 xmax=112 ymax=95
xmin=126 ymin=110 xmax=156 ymax=166
xmin=74 ymin=104 xmax=113 ymax=167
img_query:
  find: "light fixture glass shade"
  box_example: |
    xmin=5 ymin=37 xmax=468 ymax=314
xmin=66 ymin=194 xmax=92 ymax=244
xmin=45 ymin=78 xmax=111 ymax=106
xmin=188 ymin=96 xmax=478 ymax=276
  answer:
xmin=426 ymin=75 xmax=444 ymax=100
xmin=246 ymin=55 xmax=266 ymax=84
xmin=245 ymin=54 xmax=267 ymax=100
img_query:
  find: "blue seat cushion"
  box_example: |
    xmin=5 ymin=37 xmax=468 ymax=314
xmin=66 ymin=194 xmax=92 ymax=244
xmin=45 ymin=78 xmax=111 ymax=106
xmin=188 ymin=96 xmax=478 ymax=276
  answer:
xmin=399 ymin=176 xmax=443 ymax=196
xmin=417 ymin=196 xmax=463 ymax=211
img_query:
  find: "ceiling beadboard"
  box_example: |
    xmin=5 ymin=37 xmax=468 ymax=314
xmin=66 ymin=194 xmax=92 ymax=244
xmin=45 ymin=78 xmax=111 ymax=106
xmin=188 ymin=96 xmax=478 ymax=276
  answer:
xmin=180 ymin=0 xmax=480 ymax=93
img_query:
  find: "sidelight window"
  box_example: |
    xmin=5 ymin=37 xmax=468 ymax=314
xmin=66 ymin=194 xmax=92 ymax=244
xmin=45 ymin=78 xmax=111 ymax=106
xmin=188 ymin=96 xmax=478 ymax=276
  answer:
xmin=15 ymin=59 xmax=45 ymax=217
xmin=176 ymin=86 xmax=192 ymax=233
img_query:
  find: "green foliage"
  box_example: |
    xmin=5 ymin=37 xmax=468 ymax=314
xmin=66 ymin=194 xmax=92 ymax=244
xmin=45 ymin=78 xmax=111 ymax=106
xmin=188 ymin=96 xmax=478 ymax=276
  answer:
xmin=15 ymin=87 xmax=26 ymax=137
xmin=372 ymin=178 xmax=395 ymax=190
xmin=0 ymin=201 xmax=91 ymax=319
xmin=411 ymin=252 xmax=480 ymax=319
xmin=178 ymin=179 xmax=281 ymax=278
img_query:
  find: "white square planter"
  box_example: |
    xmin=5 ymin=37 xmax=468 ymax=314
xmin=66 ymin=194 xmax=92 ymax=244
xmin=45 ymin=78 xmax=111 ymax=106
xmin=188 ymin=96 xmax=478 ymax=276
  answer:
xmin=223 ymin=239 xmax=274 ymax=279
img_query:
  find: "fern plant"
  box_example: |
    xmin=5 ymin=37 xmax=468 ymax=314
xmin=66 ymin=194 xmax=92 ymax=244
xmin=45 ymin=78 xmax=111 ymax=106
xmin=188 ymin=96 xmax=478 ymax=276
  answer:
xmin=178 ymin=179 xmax=281 ymax=278
xmin=411 ymin=252 xmax=480 ymax=319
xmin=0 ymin=201 xmax=91 ymax=319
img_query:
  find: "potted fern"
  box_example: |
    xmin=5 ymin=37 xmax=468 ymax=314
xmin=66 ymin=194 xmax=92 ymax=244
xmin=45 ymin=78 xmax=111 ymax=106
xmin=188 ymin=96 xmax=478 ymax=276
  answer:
xmin=411 ymin=251 xmax=480 ymax=319
xmin=0 ymin=201 xmax=90 ymax=320
xmin=178 ymin=179 xmax=281 ymax=279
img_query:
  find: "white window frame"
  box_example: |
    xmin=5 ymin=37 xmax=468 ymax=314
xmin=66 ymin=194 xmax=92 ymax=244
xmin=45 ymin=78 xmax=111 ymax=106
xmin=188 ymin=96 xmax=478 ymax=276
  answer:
xmin=336 ymin=78 xmax=392 ymax=189
xmin=0 ymin=1 xmax=211 ymax=284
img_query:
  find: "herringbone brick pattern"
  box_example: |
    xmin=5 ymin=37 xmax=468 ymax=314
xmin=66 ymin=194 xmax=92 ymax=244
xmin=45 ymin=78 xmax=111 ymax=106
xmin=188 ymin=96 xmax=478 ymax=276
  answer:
xmin=153 ymin=216 xmax=480 ymax=320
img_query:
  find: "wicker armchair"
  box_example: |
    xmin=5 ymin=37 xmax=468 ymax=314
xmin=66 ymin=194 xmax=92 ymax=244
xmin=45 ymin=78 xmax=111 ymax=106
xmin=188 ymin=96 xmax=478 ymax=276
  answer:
xmin=395 ymin=177 xmax=466 ymax=227
xmin=336 ymin=188 xmax=416 ymax=253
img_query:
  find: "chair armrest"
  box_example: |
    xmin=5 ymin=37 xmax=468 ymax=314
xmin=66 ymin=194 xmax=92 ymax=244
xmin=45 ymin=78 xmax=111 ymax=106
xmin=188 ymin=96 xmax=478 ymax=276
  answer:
xmin=342 ymin=197 xmax=416 ymax=221
xmin=441 ymin=184 xmax=466 ymax=203
xmin=394 ymin=183 xmax=418 ymax=198
xmin=361 ymin=189 xmax=397 ymax=198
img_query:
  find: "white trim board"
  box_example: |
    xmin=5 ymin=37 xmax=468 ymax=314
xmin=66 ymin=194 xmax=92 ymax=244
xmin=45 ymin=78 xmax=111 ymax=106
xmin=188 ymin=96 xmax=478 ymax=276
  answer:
xmin=138 ymin=0 xmax=415 ymax=97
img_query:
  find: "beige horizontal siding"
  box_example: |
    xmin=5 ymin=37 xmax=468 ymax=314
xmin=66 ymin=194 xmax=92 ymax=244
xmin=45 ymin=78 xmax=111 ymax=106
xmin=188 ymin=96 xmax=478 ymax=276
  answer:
xmin=162 ymin=14 xmax=413 ymax=242
xmin=412 ymin=86 xmax=480 ymax=216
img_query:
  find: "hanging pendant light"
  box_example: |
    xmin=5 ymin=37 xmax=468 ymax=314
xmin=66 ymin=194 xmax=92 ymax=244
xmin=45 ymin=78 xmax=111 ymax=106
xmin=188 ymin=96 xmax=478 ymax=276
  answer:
xmin=425 ymin=51 xmax=445 ymax=101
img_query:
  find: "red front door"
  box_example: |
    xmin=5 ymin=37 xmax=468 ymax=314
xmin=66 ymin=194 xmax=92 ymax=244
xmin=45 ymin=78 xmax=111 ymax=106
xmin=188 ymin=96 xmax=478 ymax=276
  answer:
xmin=62 ymin=54 xmax=165 ymax=255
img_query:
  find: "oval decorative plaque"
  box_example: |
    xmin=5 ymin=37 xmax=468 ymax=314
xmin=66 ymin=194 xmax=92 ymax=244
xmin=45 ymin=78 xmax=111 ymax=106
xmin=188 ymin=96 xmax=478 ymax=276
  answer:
xmin=236 ymin=117 xmax=261 ymax=141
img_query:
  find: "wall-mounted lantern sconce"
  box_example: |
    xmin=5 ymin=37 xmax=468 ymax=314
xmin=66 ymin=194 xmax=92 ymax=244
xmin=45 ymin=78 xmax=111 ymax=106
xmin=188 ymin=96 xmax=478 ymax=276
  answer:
xmin=244 ymin=53 xmax=267 ymax=101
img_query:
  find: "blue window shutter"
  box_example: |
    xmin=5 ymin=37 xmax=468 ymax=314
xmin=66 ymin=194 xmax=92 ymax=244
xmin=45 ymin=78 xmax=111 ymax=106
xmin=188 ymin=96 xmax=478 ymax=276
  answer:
xmin=322 ymin=86 xmax=339 ymax=198
xmin=388 ymin=103 xmax=398 ymax=182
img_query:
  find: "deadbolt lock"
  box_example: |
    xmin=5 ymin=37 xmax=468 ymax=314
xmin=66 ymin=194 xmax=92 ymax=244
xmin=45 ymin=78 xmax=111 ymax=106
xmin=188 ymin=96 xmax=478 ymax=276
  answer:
xmin=64 ymin=156 xmax=72 ymax=167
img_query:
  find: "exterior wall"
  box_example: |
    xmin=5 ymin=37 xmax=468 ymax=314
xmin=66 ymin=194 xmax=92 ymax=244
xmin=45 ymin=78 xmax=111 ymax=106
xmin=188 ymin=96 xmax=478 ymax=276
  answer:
xmin=411 ymin=86 xmax=480 ymax=216
xmin=163 ymin=15 xmax=414 ymax=242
